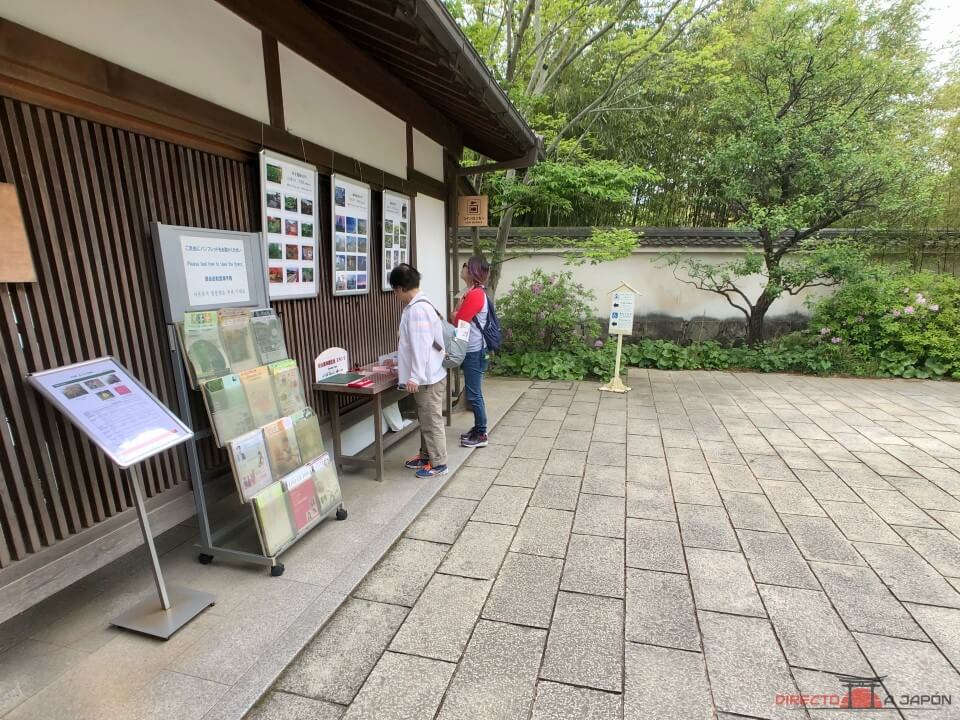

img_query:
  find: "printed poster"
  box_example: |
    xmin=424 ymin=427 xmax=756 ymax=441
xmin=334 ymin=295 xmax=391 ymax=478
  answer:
xmin=381 ymin=191 xmax=410 ymax=291
xmin=261 ymin=150 xmax=318 ymax=300
xmin=180 ymin=236 xmax=250 ymax=305
xmin=332 ymin=174 xmax=371 ymax=296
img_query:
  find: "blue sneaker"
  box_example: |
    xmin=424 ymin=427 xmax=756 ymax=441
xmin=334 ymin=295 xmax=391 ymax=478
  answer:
xmin=416 ymin=464 xmax=448 ymax=478
xmin=405 ymin=454 xmax=429 ymax=470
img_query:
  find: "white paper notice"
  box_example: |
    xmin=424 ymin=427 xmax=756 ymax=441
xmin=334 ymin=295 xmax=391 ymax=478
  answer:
xmin=381 ymin=190 xmax=411 ymax=291
xmin=455 ymin=320 xmax=471 ymax=343
xmin=30 ymin=358 xmax=192 ymax=468
xmin=180 ymin=236 xmax=250 ymax=306
xmin=608 ymin=291 xmax=635 ymax=335
xmin=333 ymin=175 xmax=372 ymax=296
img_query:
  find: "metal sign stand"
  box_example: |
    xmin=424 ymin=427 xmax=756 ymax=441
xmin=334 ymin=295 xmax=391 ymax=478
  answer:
xmin=110 ymin=463 xmax=215 ymax=639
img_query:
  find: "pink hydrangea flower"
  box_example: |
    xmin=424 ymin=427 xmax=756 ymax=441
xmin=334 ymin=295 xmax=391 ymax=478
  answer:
xmin=904 ymin=306 xmax=915 ymax=315
xmin=892 ymin=309 xmax=901 ymax=317
xmin=594 ymin=340 xmax=604 ymax=348
xmin=820 ymin=327 xmax=831 ymax=335
xmin=930 ymin=304 xmax=940 ymax=312
xmin=916 ymin=294 xmax=926 ymax=304
xmin=531 ymin=282 xmax=544 ymax=295
xmin=549 ymin=275 xmax=558 ymax=284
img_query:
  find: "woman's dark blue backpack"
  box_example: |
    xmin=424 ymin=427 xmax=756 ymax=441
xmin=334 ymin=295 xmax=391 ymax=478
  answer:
xmin=473 ymin=292 xmax=503 ymax=352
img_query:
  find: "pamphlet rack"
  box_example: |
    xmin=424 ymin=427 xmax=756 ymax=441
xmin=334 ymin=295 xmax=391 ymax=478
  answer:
xmin=167 ymin=325 xmax=346 ymax=577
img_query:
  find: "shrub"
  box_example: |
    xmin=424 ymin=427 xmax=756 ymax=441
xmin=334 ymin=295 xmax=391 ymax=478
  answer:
xmin=811 ymin=269 xmax=960 ymax=378
xmin=497 ymin=269 xmax=600 ymax=353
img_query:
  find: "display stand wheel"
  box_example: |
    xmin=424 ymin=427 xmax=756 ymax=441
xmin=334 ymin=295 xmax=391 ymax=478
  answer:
xmin=197 ymin=553 xmax=214 ymax=565
xmin=270 ymin=563 xmax=285 ymax=577
xmin=336 ymin=507 xmax=348 ymax=521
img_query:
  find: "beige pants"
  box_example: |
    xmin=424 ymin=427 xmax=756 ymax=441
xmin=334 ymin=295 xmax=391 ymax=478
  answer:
xmin=415 ymin=377 xmax=447 ymax=467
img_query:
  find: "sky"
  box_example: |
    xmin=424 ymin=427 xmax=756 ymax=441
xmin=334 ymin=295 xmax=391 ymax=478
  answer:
xmin=922 ymin=0 xmax=959 ymax=69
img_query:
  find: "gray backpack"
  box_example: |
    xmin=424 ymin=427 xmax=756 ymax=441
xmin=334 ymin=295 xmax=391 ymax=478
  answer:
xmin=412 ymin=297 xmax=467 ymax=369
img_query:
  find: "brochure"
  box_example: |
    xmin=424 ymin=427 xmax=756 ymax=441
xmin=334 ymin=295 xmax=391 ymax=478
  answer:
xmin=282 ymin=466 xmax=320 ymax=531
xmin=218 ymin=308 xmax=259 ymax=373
xmin=228 ymin=429 xmax=274 ymax=502
xmin=202 ymin=374 xmax=254 ymax=446
xmin=262 ymin=416 xmax=301 ymax=478
xmin=310 ymin=452 xmax=342 ymax=516
xmin=269 ymin=359 xmax=306 ymax=416
xmin=291 ymin=407 xmax=325 ymax=463
xmin=182 ymin=310 xmax=229 ymax=384
xmin=251 ymin=481 xmax=295 ymax=556
xmin=239 ymin=366 xmax=280 ymax=427
xmin=251 ymin=308 xmax=288 ymax=365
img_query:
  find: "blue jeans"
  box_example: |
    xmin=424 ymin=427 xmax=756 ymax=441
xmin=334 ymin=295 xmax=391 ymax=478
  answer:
xmin=462 ymin=350 xmax=488 ymax=434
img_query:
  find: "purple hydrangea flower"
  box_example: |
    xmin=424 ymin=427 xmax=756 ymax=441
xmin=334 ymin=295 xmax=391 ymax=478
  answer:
xmin=820 ymin=327 xmax=831 ymax=335
xmin=916 ymin=294 xmax=926 ymax=305
xmin=904 ymin=306 xmax=915 ymax=315
xmin=594 ymin=340 xmax=604 ymax=348
xmin=892 ymin=309 xmax=901 ymax=317
xmin=549 ymin=275 xmax=557 ymax=284
xmin=856 ymin=315 xmax=864 ymax=322
xmin=831 ymin=337 xmax=842 ymax=344
xmin=531 ymin=282 xmax=544 ymax=295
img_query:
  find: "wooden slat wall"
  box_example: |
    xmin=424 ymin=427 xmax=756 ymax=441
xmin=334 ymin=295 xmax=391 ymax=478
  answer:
xmin=0 ymin=96 xmax=405 ymax=570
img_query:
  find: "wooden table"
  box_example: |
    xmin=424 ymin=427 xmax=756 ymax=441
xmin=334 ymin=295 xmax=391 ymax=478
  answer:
xmin=314 ymin=373 xmax=420 ymax=482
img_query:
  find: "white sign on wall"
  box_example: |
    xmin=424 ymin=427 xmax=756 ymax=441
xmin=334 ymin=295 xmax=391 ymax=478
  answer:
xmin=315 ymin=347 xmax=350 ymax=382
xmin=608 ymin=291 xmax=635 ymax=335
xmin=261 ymin=150 xmax=319 ymax=300
xmin=381 ymin=190 xmax=410 ymax=291
xmin=332 ymin=174 xmax=371 ymax=296
xmin=179 ymin=236 xmax=250 ymax=306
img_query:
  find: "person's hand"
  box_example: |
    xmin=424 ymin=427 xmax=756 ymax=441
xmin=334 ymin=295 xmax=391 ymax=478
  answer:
xmin=406 ymin=380 xmax=419 ymax=393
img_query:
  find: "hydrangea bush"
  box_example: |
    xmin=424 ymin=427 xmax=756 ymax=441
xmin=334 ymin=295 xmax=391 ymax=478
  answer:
xmin=497 ymin=269 xmax=600 ymax=353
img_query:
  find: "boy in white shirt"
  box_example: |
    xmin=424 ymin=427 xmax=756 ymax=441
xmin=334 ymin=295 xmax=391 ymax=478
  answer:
xmin=390 ymin=264 xmax=448 ymax=478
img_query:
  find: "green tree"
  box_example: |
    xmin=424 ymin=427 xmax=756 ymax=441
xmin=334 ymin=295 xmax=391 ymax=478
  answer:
xmin=662 ymin=0 xmax=936 ymax=344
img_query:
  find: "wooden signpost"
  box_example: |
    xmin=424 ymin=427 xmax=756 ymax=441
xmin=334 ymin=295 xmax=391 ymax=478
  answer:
xmin=599 ymin=282 xmax=639 ymax=394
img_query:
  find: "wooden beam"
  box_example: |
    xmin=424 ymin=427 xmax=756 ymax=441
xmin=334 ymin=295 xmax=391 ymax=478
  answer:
xmin=215 ymin=0 xmax=461 ymax=154
xmin=456 ymin=145 xmax=540 ymax=175
xmin=261 ymin=33 xmax=285 ymax=130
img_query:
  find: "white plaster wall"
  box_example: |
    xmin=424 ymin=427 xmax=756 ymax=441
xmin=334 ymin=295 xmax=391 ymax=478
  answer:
xmin=279 ymin=45 xmax=407 ymax=179
xmin=412 ymin=129 xmax=445 ymax=181
xmin=0 ymin=0 xmax=269 ymax=122
xmin=459 ymin=248 xmax=830 ymax=320
xmin=415 ymin=196 xmax=448 ymax=309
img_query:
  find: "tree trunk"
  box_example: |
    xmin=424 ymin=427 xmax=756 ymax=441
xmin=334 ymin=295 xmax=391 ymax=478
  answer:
xmin=489 ymin=204 xmax=515 ymax=296
xmin=746 ymin=291 xmax=776 ymax=346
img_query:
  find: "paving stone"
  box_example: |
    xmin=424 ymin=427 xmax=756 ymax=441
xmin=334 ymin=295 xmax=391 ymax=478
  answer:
xmin=553 ymin=430 xmax=592 ymax=451
xmin=810 ymin=562 xmax=925 ymax=640
xmin=472 ymin=485 xmax=532 ymax=526
xmin=527 ymin=420 xmax=563 ymax=439
xmin=670 ymin=471 xmax=722 ymax=506
xmin=501 ymin=410 xmax=535 ymax=428
xmin=625 ymin=569 xmax=699 ymax=651
xmin=511 ymin=507 xmax=573 ymax=558
xmin=626 ymin=434 xmax=664 ymax=457
xmin=886 ymin=476 xmax=960 ymax=512
xmin=535 ymin=405 xmax=567 ymax=421
xmin=529 ymin=474 xmax=581 ymax=512
xmin=567 ymin=401 xmax=598 ymax=416
xmin=627 ymin=418 xmax=661 ymax=436
xmin=677 ymin=503 xmax=739 ymax=551
xmin=436 ymin=620 xmax=546 ymax=720
xmin=406 ymin=497 xmax=478 ymax=544
xmin=561 ymin=534 xmax=625 ymax=598
xmin=277 ymin=599 xmax=408 ymax=705
xmin=626 ymin=455 xmax=669 ymax=484
xmin=916 ymin=465 xmax=960 ymax=495
xmin=494 ymin=457 xmax=546 ymax=488
xmin=581 ymin=465 xmax=626 ymax=497
xmin=626 ymin=518 xmax=685 ymax=573
xmin=666 ymin=446 xmax=709 ymax=474
xmin=905 ymin=604 xmax=960 ymax=669
xmin=699 ymin=441 xmax=742 ymax=464
xmin=826 ymin=460 xmax=892 ymax=489
xmin=510 ymin=436 xmax=555 ymax=461
xmin=709 ymin=462 xmax=763 ymax=493
xmin=894 ymin=526 xmax=960 ymax=577
xmin=760 ymin=479 xmax=826 ymax=517
xmin=782 ymin=515 xmax=863 ymax=565
xmin=483 ymin=553 xmax=563 ymax=629
xmin=588 ymin=441 xmax=627 ymax=467
xmin=530 ymin=682 xmax=621 ymax=720
xmin=341 ymin=652 xmax=454 ymax=720
xmin=745 ymin=454 xmax=796 ymax=481
xmin=247 ymin=692 xmax=344 ymax=720
xmin=439 ymin=521 xmax=515 ymax=580
xmin=722 ymin=491 xmax=785 ymax=532
xmin=806 ymin=439 xmax=858 ymax=463
xmin=573 ymin=493 xmax=626 ymax=538
xmin=699 ymin=611 xmax=799 ymax=720
xmin=540 ymin=592 xmax=623 ymax=692
xmin=737 ymin=529 xmax=818 ymax=589
xmin=855 ymin=633 xmax=960 ymax=720
xmin=562 ymin=414 xmax=596 ymax=432
xmin=465 ymin=442 xmax=513 ymax=469
xmin=489 ymin=424 xmax=527 ymax=445
xmin=855 ymin=451 xmax=919 ymax=478
xmin=790 ymin=422 xmax=832 ymax=441
xmin=442 ymin=467 xmax=498 ymax=501
xmin=543 ymin=449 xmax=587 ymax=477
xmin=758 ymin=585 xmax=870 ymax=675
xmin=731 ymin=432 xmax=777 ymax=456
xmin=931 ymin=510 xmax=960 ymax=539
xmin=662 ymin=429 xmax=701 ymax=449
xmin=790 ymin=669 xmax=901 ymax=719
xmin=794 ymin=469 xmax=860 ymax=502
xmin=830 ymin=431 xmax=881 ymax=453
xmin=687 ymin=547 xmax=765 ymax=617
xmin=820 ymin=500 xmax=903 ymax=544
xmin=851 ymin=488 xmax=939 ymax=528
xmin=353 ymin=538 xmax=449 ymax=606
xmin=389 ymin=573 xmax=492 ymax=662
xmin=593 ymin=423 xmax=627 ymax=444
xmin=855 ymin=542 xmax=960 ymax=608
xmin=624 ymin=643 xmax=713 ymax=720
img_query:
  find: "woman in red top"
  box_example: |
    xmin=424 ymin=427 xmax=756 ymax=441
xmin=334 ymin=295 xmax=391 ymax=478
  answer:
xmin=454 ymin=256 xmax=491 ymax=447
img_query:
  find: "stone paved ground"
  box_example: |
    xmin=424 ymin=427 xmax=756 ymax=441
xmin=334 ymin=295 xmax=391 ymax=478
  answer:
xmin=247 ymin=370 xmax=960 ymax=720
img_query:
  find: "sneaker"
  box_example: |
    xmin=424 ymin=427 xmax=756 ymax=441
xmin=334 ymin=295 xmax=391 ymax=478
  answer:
xmin=459 ymin=427 xmax=477 ymax=442
xmin=461 ymin=432 xmax=489 ymax=448
xmin=416 ymin=464 xmax=448 ymax=478
xmin=404 ymin=454 xmax=429 ymax=470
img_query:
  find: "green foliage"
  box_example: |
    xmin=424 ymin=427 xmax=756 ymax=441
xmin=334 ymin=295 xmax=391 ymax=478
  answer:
xmin=497 ymin=270 xmax=600 ymax=353
xmin=565 ymin=228 xmax=639 ymax=266
xmin=811 ymin=269 xmax=960 ymax=378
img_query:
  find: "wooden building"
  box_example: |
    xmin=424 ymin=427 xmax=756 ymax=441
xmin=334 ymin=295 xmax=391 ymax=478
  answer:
xmin=0 ymin=0 xmax=538 ymax=621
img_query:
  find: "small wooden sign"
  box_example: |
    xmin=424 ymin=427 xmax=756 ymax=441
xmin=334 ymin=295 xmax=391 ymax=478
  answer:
xmin=0 ymin=183 xmax=37 ymax=283
xmin=457 ymin=195 xmax=488 ymax=227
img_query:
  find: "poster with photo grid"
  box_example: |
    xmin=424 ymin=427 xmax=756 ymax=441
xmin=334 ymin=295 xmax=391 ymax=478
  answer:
xmin=331 ymin=174 xmax=371 ymax=296
xmin=260 ymin=150 xmax=318 ymax=300
xmin=381 ymin=191 xmax=410 ymax=291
